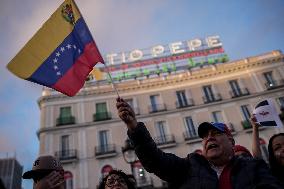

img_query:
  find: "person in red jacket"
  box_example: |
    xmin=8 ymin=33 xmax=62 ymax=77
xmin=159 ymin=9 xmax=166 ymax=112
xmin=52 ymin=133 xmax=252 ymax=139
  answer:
xmin=234 ymin=145 xmax=253 ymax=159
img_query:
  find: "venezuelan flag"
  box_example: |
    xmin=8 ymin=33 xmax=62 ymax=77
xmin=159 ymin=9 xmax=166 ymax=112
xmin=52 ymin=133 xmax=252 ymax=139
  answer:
xmin=7 ymin=0 xmax=104 ymax=96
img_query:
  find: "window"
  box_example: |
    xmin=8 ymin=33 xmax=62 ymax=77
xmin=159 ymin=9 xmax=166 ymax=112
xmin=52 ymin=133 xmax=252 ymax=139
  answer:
xmin=203 ymin=85 xmax=214 ymax=101
xmin=95 ymin=102 xmax=110 ymax=121
xmin=155 ymin=121 xmax=167 ymax=142
xmin=240 ymin=105 xmax=251 ymax=121
xmin=150 ymin=95 xmax=159 ymax=112
xmin=64 ymin=171 xmax=73 ymax=189
xmin=96 ymin=102 xmax=107 ymax=113
xmin=184 ymin=117 xmax=197 ymax=138
xmin=212 ymin=111 xmax=224 ymax=123
xmin=125 ymin=98 xmax=139 ymax=114
xmin=99 ymin=130 xmax=109 ymax=152
xmin=263 ymin=71 xmax=276 ymax=87
xmin=60 ymin=107 xmax=72 ymax=118
xmin=176 ymin=90 xmax=188 ymax=107
xmin=229 ymin=80 xmax=241 ymax=96
xmin=61 ymin=135 xmax=70 ymax=158
xmin=240 ymin=105 xmax=251 ymax=129
xmin=57 ymin=106 xmax=75 ymax=126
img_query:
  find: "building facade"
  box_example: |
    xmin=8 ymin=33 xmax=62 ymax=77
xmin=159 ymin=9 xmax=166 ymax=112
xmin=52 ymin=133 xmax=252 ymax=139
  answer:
xmin=0 ymin=157 xmax=23 ymax=189
xmin=37 ymin=50 xmax=284 ymax=189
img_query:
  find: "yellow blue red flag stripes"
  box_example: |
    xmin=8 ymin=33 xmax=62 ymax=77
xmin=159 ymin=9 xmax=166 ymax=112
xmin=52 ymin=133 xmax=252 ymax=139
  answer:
xmin=7 ymin=0 xmax=104 ymax=96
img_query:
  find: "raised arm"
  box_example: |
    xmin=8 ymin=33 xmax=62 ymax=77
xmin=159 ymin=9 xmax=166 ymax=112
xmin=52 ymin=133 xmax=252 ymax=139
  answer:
xmin=250 ymin=115 xmax=262 ymax=159
xmin=116 ymin=98 xmax=188 ymax=183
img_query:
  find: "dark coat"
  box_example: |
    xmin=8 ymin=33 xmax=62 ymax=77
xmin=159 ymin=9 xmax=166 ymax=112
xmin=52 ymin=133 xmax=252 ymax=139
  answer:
xmin=128 ymin=122 xmax=283 ymax=189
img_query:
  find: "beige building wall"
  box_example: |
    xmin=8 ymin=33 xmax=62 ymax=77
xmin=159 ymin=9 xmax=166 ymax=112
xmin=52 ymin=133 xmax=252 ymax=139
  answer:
xmin=37 ymin=50 xmax=284 ymax=189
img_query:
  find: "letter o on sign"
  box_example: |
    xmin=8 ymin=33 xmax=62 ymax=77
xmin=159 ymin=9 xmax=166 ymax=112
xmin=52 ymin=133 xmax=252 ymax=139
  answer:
xmin=129 ymin=49 xmax=143 ymax=61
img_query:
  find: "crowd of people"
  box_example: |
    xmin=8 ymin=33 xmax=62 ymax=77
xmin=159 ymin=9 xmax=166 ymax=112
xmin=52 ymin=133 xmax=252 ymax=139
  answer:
xmin=22 ymin=97 xmax=284 ymax=189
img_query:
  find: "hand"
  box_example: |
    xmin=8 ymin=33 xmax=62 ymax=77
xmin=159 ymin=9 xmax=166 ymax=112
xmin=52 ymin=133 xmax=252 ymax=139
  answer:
xmin=250 ymin=115 xmax=261 ymax=128
xmin=116 ymin=97 xmax=137 ymax=130
xmin=34 ymin=170 xmax=65 ymax=189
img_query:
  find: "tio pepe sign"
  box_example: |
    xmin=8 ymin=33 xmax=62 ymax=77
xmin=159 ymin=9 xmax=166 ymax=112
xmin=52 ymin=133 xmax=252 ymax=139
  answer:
xmin=105 ymin=35 xmax=222 ymax=65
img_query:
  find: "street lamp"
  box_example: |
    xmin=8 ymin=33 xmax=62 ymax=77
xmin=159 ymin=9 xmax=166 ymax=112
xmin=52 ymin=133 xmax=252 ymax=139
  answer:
xmin=122 ymin=138 xmax=137 ymax=175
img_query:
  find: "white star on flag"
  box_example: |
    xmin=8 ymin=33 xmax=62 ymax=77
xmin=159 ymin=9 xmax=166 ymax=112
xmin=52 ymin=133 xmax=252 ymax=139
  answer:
xmin=56 ymin=52 xmax=60 ymax=57
xmin=56 ymin=71 xmax=61 ymax=76
xmin=73 ymin=45 xmax=77 ymax=49
xmin=66 ymin=44 xmax=72 ymax=49
xmin=53 ymin=65 xmax=58 ymax=70
xmin=53 ymin=58 xmax=58 ymax=63
xmin=60 ymin=47 xmax=65 ymax=52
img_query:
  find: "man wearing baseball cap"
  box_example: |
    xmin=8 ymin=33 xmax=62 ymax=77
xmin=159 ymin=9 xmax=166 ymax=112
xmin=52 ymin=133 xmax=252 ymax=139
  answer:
xmin=197 ymin=122 xmax=236 ymax=168
xmin=23 ymin=155 xmax=65 ymax=189
xmin=116 ymin=98 xmax=283 ymax=189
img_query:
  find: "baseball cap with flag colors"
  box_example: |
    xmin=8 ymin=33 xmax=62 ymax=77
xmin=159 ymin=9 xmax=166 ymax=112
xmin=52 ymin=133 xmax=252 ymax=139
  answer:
xmin=198 ymin=122 xmax=232 ymax=138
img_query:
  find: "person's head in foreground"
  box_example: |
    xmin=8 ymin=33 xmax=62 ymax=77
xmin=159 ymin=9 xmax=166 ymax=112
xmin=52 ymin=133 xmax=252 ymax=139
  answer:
xmin=268 ymin=133 xmax=284 ymax=173
xmin=98 ymin=169 xmax=136 ymax=189
xmin=198 ymin=122 xmax=235 ymax=166
xmin=234 ymin=144 xmax=253 ymax=159
xmin=22 ymin=155 xmax=64 ymax=189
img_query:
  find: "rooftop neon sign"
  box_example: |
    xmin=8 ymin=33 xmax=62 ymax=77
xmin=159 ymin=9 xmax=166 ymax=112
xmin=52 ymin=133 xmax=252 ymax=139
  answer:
xmin=104 ymin=35 xmax=223 ymax=66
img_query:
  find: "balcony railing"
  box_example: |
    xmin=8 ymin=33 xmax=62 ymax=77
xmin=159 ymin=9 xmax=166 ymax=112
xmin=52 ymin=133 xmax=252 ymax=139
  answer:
xmin=176 ymin=98 xmax=194 ymax=108
xmin=183 ymin=131 xmax=199 ymax=141
xmin=241 ymin=120 xmax=252 ymax=130
xmin=95 ymin=144 xmax=116 ymax=156
xmin=55 ymin=149 xmax=77 ymax=161
xmin=148 ymin=104 xmax=167 ymax=113
xmin=93 ymin=112 xmax=112 ymax=121
xmin=229 ymin=88 xmax=250 ymax=98
xmin=56 ymin=116 xmax=75 ymax=126
xmin=154 ymin=135 xmax=175 ymax=146
xmin=265 ymin=79 xmax=284 ymax=90
xmin=202 ymin=93 xmax=222 ymax=104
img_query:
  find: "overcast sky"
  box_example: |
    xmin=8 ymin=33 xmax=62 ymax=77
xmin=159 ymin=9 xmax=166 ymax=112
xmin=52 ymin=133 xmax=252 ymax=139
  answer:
xmin=0 ymin=0 xmax=284 ymax=188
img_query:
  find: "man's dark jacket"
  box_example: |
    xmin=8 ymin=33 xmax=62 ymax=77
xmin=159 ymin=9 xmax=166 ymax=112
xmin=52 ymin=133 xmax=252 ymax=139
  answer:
xmin=128 ymin=122 xmax=283 ymax=189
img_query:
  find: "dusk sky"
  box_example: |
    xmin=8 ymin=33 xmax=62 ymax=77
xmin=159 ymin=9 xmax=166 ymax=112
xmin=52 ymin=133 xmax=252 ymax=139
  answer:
xmin=0 ymin=0 xmax=284 ymax=188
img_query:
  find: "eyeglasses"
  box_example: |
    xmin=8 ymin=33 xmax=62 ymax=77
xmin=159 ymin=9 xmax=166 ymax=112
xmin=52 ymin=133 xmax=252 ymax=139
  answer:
xmin=105 ymin=177 xmax=127 ymax=187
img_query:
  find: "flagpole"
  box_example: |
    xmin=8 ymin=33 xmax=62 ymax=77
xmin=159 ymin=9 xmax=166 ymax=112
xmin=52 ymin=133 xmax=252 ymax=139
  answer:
xmin=103 ymin=63 xmax=120 ymax=98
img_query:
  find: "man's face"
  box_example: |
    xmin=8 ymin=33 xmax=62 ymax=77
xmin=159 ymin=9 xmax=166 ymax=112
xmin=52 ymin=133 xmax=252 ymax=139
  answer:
xmin=202 ymin=128 xmax=234 ymax=164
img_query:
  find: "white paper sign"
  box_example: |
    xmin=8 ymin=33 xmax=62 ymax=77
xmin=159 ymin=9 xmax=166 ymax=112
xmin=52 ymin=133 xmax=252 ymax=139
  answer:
xmin=253 ymin=98 xmax=283 ymax=127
